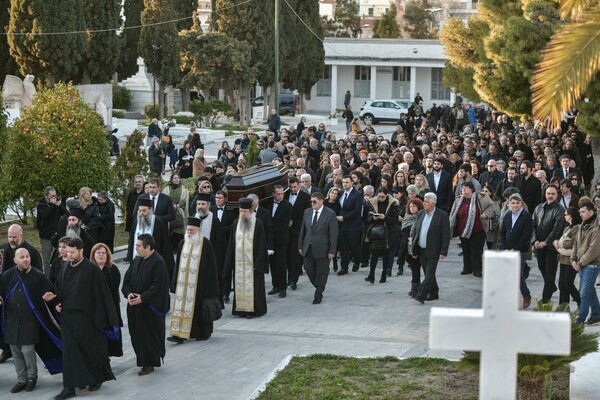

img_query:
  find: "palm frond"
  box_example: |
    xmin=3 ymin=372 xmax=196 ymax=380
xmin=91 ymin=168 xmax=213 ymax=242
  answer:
xmin=560 ymin=0 xmax=596 ymax=19
xmin=532 ymin=7 xmax=600 ymax=125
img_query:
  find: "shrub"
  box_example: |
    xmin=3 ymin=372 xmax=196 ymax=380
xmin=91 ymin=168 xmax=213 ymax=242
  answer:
xmin=189 ymin=98 xmax=233 ymax=128
xmin=166 ymin=115 xmax=197 ymax=125
xmin=7 ymin=83 xmax=112 ymax=219
xmin=244 ymin=135 xmax=259 ymax=167
xmin=113 ymin=110 xmax=125 ymax=118
xmin=112 ymin=84 xmax=133 ymax=110
xmin=144 ymin=104 xmax=167 ymax=120
xmin=111 ymin=129 xmax=149 ymax=218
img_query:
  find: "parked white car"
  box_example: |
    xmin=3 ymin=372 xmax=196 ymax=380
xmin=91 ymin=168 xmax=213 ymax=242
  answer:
xmin=358 ymin=100 xmax=410 ymax=124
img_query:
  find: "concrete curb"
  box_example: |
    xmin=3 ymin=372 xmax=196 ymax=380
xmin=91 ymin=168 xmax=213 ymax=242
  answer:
xmin=246 ymin=355 xmax=293 ymax=400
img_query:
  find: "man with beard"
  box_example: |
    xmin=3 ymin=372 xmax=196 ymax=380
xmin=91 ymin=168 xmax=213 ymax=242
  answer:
xmin=426 ymin=158 xmax=453 ymax=212
xmin=225 ymin=198 xmax=269 ymax=318
xmin=0 ymin=248 xmax=61 ymax=393
xmin=0 ymin=225 xmax=43 ymax=273
xmin=168 ymin=218 xmax=221 ymax=344
xmin=36 ymin=186 xmax=66 ymax=272
xmin=514 ymin=160 xmax=542 ymax=213
xmin=193 ymin=193 xmax=226 ymax=294
xmin=122 ymin=234 xmax=170 ymax=376
xmin=127 ymin=198 xmax=174 ymax=279
xmin=44 ymin=237 xmax=119 ymax=399
xmin=63 ymin=209 xmax=95 ymax=258
xmin=135 ymin=178 xmax=176 ymax=225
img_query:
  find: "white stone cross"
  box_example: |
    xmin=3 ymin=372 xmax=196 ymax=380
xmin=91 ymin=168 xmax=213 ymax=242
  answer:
xmin=429 ymin=251 xmax=571 ymax=399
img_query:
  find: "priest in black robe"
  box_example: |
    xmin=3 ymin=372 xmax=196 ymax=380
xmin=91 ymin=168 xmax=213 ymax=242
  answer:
xmin=47 ymin=237 xmax=119 ymax=399
xmin=168 ymin=218 xmax=222 ymax=344
xmin=192 ymin=193 xmax=227 ymax=302
xmin=0 ymin=248 xmax=62 ymax=393
xmin=224 ymin=198 xmax=269 ymax=318
xmin=127 ymin=198 xmax=174 ymax=279
xmin=0 ymin=224 xmax=43 ymax=272
xmin=122 ymin=234 xmax=170 ymax=376
xmin=61 ymin=208 xmax=96 ymax=259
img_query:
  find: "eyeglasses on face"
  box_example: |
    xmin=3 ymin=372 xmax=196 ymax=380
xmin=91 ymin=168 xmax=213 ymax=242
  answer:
xmin=310 ymin=200 xmax=318 ymax=204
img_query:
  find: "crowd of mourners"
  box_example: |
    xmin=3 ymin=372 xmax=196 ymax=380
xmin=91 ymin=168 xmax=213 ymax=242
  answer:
xmin=1 ymin=99 xmax=600 ymax=398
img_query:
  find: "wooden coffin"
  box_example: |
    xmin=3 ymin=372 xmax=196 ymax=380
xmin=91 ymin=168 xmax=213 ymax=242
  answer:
xmin=224 ymin=162 xmax=288 ymax=209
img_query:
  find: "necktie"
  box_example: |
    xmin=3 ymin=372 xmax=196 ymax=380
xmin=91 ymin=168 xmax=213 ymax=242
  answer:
xmin=341 ymin=192 xmax=347 ymax=207
xmin=151 ymin=196 xmax=156 ymax=211
xmin=312 ymin=211 xmax=319 ymax=232
xmin=565 ymin=169 xmax=568 ymax=177
xmin=217 ymin=207 xmax=223 ymax=211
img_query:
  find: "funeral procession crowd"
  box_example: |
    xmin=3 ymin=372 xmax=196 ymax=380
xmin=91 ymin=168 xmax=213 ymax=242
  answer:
xmin=2 ymin=99 xmax=600 ymax=399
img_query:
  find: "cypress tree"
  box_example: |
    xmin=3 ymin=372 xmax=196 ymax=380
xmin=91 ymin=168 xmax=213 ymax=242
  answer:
xmin=82 ymin=0 xmax=121 ymax=83
xmin=373 ymin=3 xmax=400 ymax=39
xmin=118 ymin=0 xmax=144 ymax=80
xmin=0 ymin=0 xmax=18 ymax=81
xmin=7 ymin=0 xmax=86 ymax=86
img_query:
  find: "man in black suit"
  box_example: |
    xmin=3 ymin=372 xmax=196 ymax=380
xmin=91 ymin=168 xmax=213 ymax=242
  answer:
xmin=336 ymin=176 xmax=363 ymax=275
xmin=553 ymin=154 xmax=581 ymax=182
xmin=136 ymin=178 xmax=176 ymax=224
xmin=409 ymin=193 xmax=450 ymax=303
xmin=267 ymin=186 xmax=292 ymax=298
xmin=499 ymin=193 xmax=534 ymax=309
xmin=298 ymin=192 xmax=339 ymax=304
xmin=210 ymin=190 xmax=236 ymax=303
xmin=426 ymin=157 xmax=453 ymax=212
xmin=285 ymin=177 xmax=311 ymax=289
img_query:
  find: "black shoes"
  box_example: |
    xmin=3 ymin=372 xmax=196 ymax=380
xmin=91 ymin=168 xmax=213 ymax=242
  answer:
xmin=414 ymin=297 xmax=425 ymax=304
xmin=585 ymin=316 xmax=600 ymax=325
xmin=365 ymin=275 xmax=375 ymax=284
xmin=88 ymin=383 xmax=102 ymax=392
xmin=426 ymin=294 xmax=439 ymax=301
xmin=290 ymin=282 xmax=297 ymax=290
xmin=54 ymin=388 xmax=76 ymax=400
xmin=11 ymin=382 xmax=27 ymax=393
xmin=408 ymin=290 xmax=417 ymax=298
xmin=460 ymin=270 xmax=472 ymax=275
xmin=268 ymin=288 xmax=280 ymax=295
xmin=352 ymin=265 xmax=360 ymax=272
xmin=397 ymin=269 xmax=404 ymax=276
xmin=313 ymin=297 xmax=322 ymax=304
xmin=473 ymin=272 xmax=482 ymax=278
xmin=0 ymin=349 xmax=12 ymax=363
xmin=278 ymin=289 xmax=287 ymax=298
xmin=26 ymin=377 xmax=37 ymax=392
xmin=337 ymin=269 xmax=348 ymax=276
xmin=167 ymin=336 xmax=185 ymax=344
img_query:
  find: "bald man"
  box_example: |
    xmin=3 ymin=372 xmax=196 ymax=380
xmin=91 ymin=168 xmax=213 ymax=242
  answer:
xmin=0 ymin=225 xmax=43 ymax=273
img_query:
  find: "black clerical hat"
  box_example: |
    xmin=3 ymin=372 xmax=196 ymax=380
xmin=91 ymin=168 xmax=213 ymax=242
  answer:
xmin=239 ymin=197 xmax=252 ymax=210
xmin=138 ymin=198 xmax=152 ymax=208
xmin=187 ymin=217 xmax=201 ymax=227
xmin=196 ymin=193 xmax=211 ymax=202
xmin=69 ymin=208 xmax=85 ymax=221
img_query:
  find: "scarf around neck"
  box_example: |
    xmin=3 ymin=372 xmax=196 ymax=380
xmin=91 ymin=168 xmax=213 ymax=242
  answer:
xmin=450 ymin=195 xmax=477 ymax=239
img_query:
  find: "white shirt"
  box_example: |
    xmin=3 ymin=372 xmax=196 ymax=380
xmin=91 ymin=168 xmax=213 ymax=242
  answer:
xmin=418 ymin=209 xmax=435 ymax=249
xmin=340 ymin=190 xmax=351 ymax=207
xmin=433 ymin=171 xmax=442 ymax=191
xmin=312 ymin=206 xmax=324 ymax=224
xmin=289 ymin=192 xmax=297 ymax=206
xmin=511 ymin=207 xmax=524 ymax=229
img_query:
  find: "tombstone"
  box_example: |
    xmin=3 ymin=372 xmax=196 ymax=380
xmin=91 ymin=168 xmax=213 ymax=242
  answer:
xmin=224 ymin=162 xmax=288 ymax=209
xmin=429 ymin=251 xmax=571 ymax=400
xmin=77 ymin=83 xmax=113 ymax=129
xmin=2 ymin=74 xmax=37 ymax=109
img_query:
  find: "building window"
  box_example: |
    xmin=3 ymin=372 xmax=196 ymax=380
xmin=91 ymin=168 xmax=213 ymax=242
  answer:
xmin=431 ymin=68 xmax=451 ymax=100
xmin=392 ymin=67 xmax=410 ymax=99
xmin=354 ymin=66 xmax=371 ymax=98
xmin=368 ymin=8 xmax=374 ymax=17
xmin=316 ymin=65 xmax=331 ymax=97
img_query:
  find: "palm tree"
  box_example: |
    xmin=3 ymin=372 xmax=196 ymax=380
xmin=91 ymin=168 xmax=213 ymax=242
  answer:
xmin=531 ymin=0 xmax=600 ymax=124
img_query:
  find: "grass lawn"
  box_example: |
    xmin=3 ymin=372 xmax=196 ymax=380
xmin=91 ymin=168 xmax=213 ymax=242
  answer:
xmin=0 ymin=221 xmax=129 ymax=252
xmin=256 ymin=355 xmax=570 ymax=400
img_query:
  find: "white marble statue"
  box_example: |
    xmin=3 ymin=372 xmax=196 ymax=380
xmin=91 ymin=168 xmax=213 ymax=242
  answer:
xmin=1 ymin=74 xmax=37 ymax=109
xmin=95 ymin=94 xmax=109 ymax=126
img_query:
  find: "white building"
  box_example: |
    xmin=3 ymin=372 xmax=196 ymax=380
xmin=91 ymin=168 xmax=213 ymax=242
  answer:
xmin=304 ymin=38 xmax=450 ymax=113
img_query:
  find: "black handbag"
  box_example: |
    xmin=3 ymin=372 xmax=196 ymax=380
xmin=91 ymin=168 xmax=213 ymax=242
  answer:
xmin=368 ymin=223 xmax=385 ymax=240
xmin=202 ymin=297 xmax=223 ymax=322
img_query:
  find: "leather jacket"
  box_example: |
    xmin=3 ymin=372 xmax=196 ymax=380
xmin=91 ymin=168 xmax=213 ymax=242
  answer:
xmin=532 ymin=201 xmax=565 ymax=246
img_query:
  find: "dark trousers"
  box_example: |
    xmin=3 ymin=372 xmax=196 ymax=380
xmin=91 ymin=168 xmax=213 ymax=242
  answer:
xmin=304 ymin=246 xmax=330 ymax=300
xmin=416 ymin=246 xmax=440 ymax=299
xmin=369 ymin=249 xmax=390 ymax=276
xmin=338 ymin=227 xmax=362 ymax=271
xmin=270 ymin=243 xmax=288 ymax=290
xmin=536 ymin=247 xmax=559 ymax=301
xmin=460 ymin=230 xmax=486 ymax=274
xmin=360 ymin=239 xmax=370 ymax=266
xmin=287 ymin=233 xmax=302 ymax=284
xmin=558 ymin=263 xmax=580 ymax=306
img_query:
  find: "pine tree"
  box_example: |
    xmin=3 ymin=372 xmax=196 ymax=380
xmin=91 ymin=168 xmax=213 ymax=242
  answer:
xmin=118 ymin=0 xmax=144 ymax=80
xmin=403 ymin=0 xmax=437 ymax=39
xmin=139 ymin=0 xmax=181 ymax=119
xmin=112 ymin=129 xmax=149 ymax=217
xmin=333 ymin=0 xmax=361 ymax=38
xmin=373 ymin=3 xmax=400 ymax=39
xmin=82 ymin=0 xmax=121 ymax=84
xmin=7 ymin=0 xmax=86 ymax=86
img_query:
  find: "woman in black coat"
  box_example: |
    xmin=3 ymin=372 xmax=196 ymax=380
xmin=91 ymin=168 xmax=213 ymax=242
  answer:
xmin=365 ymin=189 xmax=399 ymax=284
xmin=90 ymin=243 xmax=123 ymax=357
xmin=178 ymin=140 xmax=194 ymax=179
xmin=79 ymin=187 xmax=100 ymax=242
xmin=97 ymin=191 xmax=116 ymax=252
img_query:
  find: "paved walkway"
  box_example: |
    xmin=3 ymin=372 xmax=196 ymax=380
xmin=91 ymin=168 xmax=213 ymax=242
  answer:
xmin=0 ymin=241 xmax=598 ymax=399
